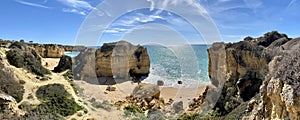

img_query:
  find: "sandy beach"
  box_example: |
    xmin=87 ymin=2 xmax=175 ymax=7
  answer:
xmin=42 ymin=58 xmax=209 ymax=110
xmin=42 ymin=58 xmax=60 ymax=71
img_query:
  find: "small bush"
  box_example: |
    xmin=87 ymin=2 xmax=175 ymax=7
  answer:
xmin=124 ymin=104 xmax=144 ymax=114
xmin=178 ymin=113 xmax=200 ymax=120
xmin=63 ymin=70 xmax=73 ymax=80
xmin=36 ymin=84 xmax=83 ymax=117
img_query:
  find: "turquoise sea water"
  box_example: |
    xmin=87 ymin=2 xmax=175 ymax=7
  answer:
xmin=65 ymin=45 xmax=210 ymax=87
xmin=143 ymin=45 xmax=210 ymax=87
xmin=64 ymin=52 xmax=80 ymax=57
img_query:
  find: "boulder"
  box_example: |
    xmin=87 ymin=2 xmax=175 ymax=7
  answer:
xmin=147 ymin=109 xmax=165 ymax=120
xmin=132 ymin=83 xmax=160 ymax=99
xmin=172 ymin=101 xmax=184 ymax=114
xmin=157 ymin=80 xmax=164 ymax=86
xmin=106 ymin=85 xmax=116 ymax=91
xmin=54 ymin=55 xmax=72 ymax=72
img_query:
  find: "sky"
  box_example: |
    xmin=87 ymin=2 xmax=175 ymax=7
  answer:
xmin=0 ymin=0 xmax=299 ymax=45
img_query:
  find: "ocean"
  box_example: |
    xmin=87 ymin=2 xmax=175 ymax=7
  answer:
xmin=65 ymin=45 xmax=210 ymax=87
xmin=143 ymin=45 xmax=210 ymax=87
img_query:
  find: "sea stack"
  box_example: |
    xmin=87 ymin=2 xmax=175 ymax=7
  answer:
xmin=95 ymin=41 xmax=150 ymax=80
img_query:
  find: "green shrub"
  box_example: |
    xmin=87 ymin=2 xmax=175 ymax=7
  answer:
xmin=178 ymin=113 xmax=200 ymax=120
xmin=124 ymin=104 xmax=144 ymax=114
xmin=6 ymin=49 xmax=50 ymax=76
xmin=36 ymin=84 xmax=83 ymax=117
xmin=63 ymin=70 xmax=73 ymax=80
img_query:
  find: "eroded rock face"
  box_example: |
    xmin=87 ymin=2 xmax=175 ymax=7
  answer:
xmin=30 ymin=44 xmax=65 ymax=58
xmin=208 ymin=41 xmax=268 ymax=114
xmin=95 ymin=41 xmax=150 ymax=80
xmin=245 ymin=38 xmax=300 ymax=120
xmin=44 ymin=44 xmax=65 ymax=58
xmin=206 ymin=31 xmax=294 ymax=115
xmin=73 ymin=48 xmax=97 ymax=81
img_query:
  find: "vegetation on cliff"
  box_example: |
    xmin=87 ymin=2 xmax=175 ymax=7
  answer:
xmin=0 ymin=62 xmax=24 ymax=103
xmin=6 ymin=42 xmax=50 ymax=76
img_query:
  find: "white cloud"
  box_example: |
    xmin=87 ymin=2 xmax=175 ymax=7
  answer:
xmin=62 ymin=8 xmax=86 ymax=15
xmin=113 ymin=13 xmax=164 ymax=27
xmin=104 ymin=28 xmax=129 ymax=33
xmin=148 ymin=0 xmax=208 ymax=15
xmin=57 ymin=0 xmax=94 ymax=9
xmin=57 ymin=0 xmax=95 ymax=15
xmin=15 ymin=0 xmax=50 ymax=9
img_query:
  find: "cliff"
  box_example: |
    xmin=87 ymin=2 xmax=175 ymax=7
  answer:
xmin=73 ymin=41 xmax=150 ymax=84
xmin=30 ymin=44 xmax=65 ymax=58
xmin=245 ymin=38 xmax=300 ymax=120
xmin=206 ymin=31 xmax=300 ymax=119
xmin=95 ymin=41 xmax=150 ymax=79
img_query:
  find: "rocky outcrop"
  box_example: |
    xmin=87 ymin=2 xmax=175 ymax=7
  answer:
xmin=30 ymin=44 xmax=65 ymax=58
xmin=208 ymin=41 xmax=268 ymax=114
xmin=118 ymin=83 xmax=165 ymax=111
xmin=0 ymin=92 xmax=16 ymax=105
xmin=73 ymin=41 xmax=150 ymax=84
xmin=62 ymin=45 xmax=86 ymax=52
xmin=244 ymin=38 xmax=300 ymax=120
xmin=73 ymin=48 xmax=97 ymax=81
xmin=54 ymin=55 xmax=72 ymax=73
xmin=132 ymin=83 xmax=160 ymax=99
xmin=95 ymin=41 xmax=150 ymax=80
xmin=0 ymin=92 xmax=23 ymax=117
xmin=0 ymin=39 xmax=12 ymax=48
xmin=206 ymin=31 xmax=295 ymax=116
xmin=44 ymin=44 xmax=65 ymax=58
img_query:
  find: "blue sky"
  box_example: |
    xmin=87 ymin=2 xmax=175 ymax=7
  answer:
xmin=0 ymin=0 xmax=299 ymax=45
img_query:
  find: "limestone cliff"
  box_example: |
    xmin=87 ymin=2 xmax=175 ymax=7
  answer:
xmin=95 ymin=41 xmax=150 ymax=80
xmin=73 ymin=41 xmax=150 ymax=84
xmin=244 ymin=38 xmax=300 ymax=120
xmin=30 ymin=44 xmax=65 ymax=58
xmin=208 ymin=41 xmax=268 ymax=114
xmin=206 ymin=31 xmax=299 ymax=118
